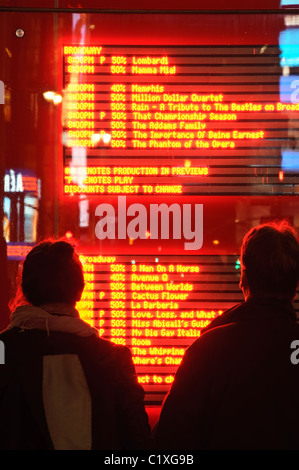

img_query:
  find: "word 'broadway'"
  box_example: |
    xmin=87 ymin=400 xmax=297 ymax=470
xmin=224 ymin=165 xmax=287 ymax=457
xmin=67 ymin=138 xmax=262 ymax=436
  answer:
xmin=95 ymin=196 xmax=203 ymax=250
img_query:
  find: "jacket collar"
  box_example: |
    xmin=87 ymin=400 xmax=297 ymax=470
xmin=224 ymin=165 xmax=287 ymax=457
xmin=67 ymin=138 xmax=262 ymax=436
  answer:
xmin=7 ymin=303 xmax=99 ymax=337
xmin=236 ymin=297 xmax=297 ymax=321
xmin=201 ymin=297 xmax=297 ymax=335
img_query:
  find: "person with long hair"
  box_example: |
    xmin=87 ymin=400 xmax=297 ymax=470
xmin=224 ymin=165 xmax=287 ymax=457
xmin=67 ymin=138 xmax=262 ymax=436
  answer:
xmin=0 ymin=240 xmax=151 ymax=450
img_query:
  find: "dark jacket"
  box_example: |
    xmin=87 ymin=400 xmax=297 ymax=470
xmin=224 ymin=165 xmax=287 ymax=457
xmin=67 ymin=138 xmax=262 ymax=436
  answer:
xmin=154 ymin=298 xmax=299 ymax=450
xmin=0 ymin=318 xmax=151 ymax=450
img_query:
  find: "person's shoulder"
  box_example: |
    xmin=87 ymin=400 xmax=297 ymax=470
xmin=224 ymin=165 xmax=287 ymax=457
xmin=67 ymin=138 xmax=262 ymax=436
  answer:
xmin=91 ymin=334 xmax=129 ymax=351
xmin=88 ymin=335 xmax=132 ymax=361
xmin=186 ymin=320 xmax=240 ymax=357
xmin=85 ymin=336 xmax=137 ymax=381
xmin=0 ymin=326 xmax=23 ymax=344
xmin=199 ymin=302 xmax=245 ymax=335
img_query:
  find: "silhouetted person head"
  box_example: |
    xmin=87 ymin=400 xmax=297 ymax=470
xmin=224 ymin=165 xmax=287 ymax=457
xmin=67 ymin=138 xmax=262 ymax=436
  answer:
xmin=239 ymin=221 xmax=299 ymax=301
xmin=21 ymin=241 xmax=85 ymax=307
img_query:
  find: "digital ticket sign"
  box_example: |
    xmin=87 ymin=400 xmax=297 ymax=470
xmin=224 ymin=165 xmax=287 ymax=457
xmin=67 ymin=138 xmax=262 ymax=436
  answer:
xmin=60 ymin=33 xmax=299 ymax=405
xmin=76 ymin=253 xmax=239 ymax=404
xmin=62 ymin=43 xmax=297 ymax=197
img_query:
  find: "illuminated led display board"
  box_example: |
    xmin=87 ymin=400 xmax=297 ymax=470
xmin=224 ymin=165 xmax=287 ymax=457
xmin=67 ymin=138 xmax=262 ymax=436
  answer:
xmin=61 ymin=36 xmax=299 ymax=405
xmin=63 ymin=44 xmax=298 ymax=196
xmin=77 ymin=253 xmax=238 ymax=404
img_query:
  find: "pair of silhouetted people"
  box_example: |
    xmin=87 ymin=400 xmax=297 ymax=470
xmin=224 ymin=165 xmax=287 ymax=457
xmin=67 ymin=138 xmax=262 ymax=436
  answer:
xmin=1 ymin=221 xmax=299 ymax=449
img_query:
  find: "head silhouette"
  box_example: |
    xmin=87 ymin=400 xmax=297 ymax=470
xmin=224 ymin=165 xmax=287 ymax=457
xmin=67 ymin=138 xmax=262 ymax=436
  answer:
xmin=21 ymin=240 xmax=84 ymax=306
xmin=240 ymin=221 xmax=299 ymax=301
